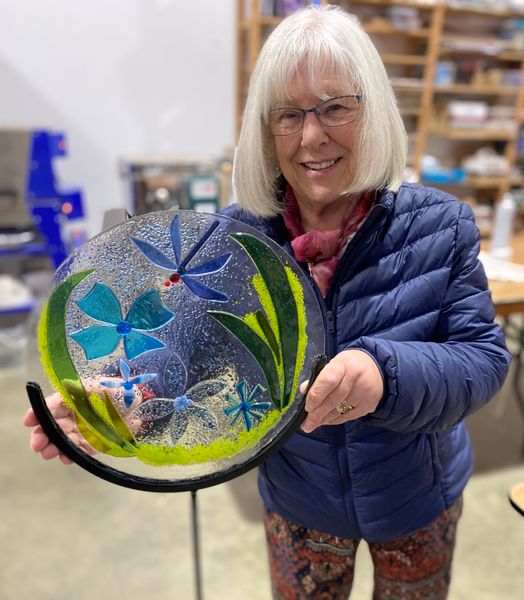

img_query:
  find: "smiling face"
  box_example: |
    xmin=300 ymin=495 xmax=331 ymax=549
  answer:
xmin=273 ymin=74 xmax=361 ymax=225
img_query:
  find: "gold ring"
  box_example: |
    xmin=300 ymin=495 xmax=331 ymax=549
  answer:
xmin=336 ymin=400 xmax=354 ymax=415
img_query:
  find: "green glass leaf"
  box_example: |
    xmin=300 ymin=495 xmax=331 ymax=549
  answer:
xmin=242 ymin=310 xmax=284 ymax=394
xmin=43 ymin=270 xmax=137 ymax=455
xmin=252 ymin=273 xmax=280 ymax=346
xmin=229 ymin=234 xmax=302 ymax=409
xmin=83 ymin=392 xmax=136 ymax=457
xmin=255 ymin=310 xmax=281 ymax=365
xmin=284 ymin=266 xmax=308 ymax=401
xmin=75 ymin=418 xmax=119 ymax=455
xmin=207 ymin=310 xmax=282 ymax=408
xmin=101 ymin=391 xmax=137 ymax=445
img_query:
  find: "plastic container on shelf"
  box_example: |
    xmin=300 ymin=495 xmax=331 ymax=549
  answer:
xmin=435 ymin=62 xmax=457 ymax=86
xmin=447 ymin=101 xmax=488 ymax=129
xmin=421 ymin=154 xmax=467 ymax=184
xmin=274 ymin=0 xmax=308 ymax=16
xmin=387 ymin=6 xmax=422 ymax=30
xmin=490 ymin=193 xmax=517 ymax=259
xmin=421 ymin=167 xmax=467 ymax=184
xmin=462 ymin=147 xmax=510 ymax=177
xmin=472 ymin=203 xmax=493 ymax=239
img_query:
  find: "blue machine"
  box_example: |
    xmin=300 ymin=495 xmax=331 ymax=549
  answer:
xmin=0 ymin=128 xmax=84 ymax=337
xmin=26 ymin=130 xmax=85 ymax=268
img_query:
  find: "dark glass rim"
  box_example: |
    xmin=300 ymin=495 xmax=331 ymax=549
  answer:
xmin=25 ymin=354 xmax=326 ymax=493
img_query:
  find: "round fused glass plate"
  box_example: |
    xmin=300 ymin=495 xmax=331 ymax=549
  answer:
xmin=30 ymin=210 xmax=325 ymax=491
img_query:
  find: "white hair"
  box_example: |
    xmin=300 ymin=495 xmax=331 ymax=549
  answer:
xmin=234 ymin=4 xmax=407 ymax=217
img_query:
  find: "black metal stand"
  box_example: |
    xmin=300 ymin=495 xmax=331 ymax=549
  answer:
xmin=191 ymin=490 xmax=203 ymax=600
xmin=25 ymin=353 xmax=328 ymax=600
xmin=183 ymin=354 xmax=328 ymax=600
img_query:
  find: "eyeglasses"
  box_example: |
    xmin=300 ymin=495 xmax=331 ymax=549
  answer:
xmin=267 ymin=95 xmax=363 ymax=136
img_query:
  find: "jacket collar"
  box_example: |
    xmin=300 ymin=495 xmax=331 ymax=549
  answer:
xmin=262 ymin=184 xmax=396 ymax=245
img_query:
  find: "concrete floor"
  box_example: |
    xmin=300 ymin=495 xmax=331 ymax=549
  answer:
xmin=2 ymin=355 xmax=524 ymax=600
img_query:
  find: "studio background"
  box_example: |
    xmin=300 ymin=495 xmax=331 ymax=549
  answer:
xmin=0 ymin=0 xmax=235 ymax=236
xmin=1 ymin=1 xmax=524 ymax=599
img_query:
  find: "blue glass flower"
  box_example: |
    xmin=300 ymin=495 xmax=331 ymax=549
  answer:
xmin=132 ymin=379 xmax=223 ymax=444
xmin=101 ymin=359 xmax=157 ymax=408
xmin=130 ymin=215 xmax=231 ymax=302
xmin=70 ymin=283 xmax=174 ymax=360
xmin=224 ymin=380 xmax=271 ymax=432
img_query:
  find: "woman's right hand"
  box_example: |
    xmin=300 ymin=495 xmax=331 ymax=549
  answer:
xmin=23 ymin=393 xmax=93 ymax=465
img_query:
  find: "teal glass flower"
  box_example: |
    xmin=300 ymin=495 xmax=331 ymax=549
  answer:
xmin=224 ymin=380 xmax=271 ymax=432
xmin=70 ymin=283 xmax=174 ymax=360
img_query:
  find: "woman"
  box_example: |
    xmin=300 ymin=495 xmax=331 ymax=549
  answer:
xmin=25 ymin=5 xmax=510 ymax=599
xmin=223 ymin=5 xmax=510 ymax=599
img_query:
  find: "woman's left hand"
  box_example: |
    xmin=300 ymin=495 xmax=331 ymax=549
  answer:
xmin=300 ymin=349 xmax=383 ymax=433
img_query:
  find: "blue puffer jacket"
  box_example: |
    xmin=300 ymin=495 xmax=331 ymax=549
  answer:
xmin=222 ymin=182 xmax=511 ymax=542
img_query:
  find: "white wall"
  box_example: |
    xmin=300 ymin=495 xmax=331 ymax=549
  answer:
xmin=0 ymin=0 xmax=235 ymax=235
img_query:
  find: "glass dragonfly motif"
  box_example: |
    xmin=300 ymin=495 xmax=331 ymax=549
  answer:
xmin=130 ymin=215 xmax=232 ymax=302
xmin=130 ymin=353 xmax=224 ymax=445
xmin=70 ymin=283 xmax=174 ymax=360
xmin=224 ymin=380 xmax=271 ymax=432
xmin=100 ymin=359 xmax=157 ymax=408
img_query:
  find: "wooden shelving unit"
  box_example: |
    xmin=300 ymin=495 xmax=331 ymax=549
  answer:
xmin=382 ymin=53 xmax=428 ymax=65
xmin=429 ymin=128 xmax=517 ymax=140
xmin=236 ymin=0 xmax=335 ymax=136
xmin=434 ymin=84 xmax=520 ymax=95
xmin=236 ymin=0 xmax=524 ymax=212
xmin=364 ymin=23 xmax=431 ymax=35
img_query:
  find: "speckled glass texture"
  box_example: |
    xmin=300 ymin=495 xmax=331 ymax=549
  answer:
xmin=38 ymin=210 xmax=324 ymax=483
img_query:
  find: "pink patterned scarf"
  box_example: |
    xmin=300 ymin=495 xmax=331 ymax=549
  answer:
xmin=283 ymin=185 xmax=374 ymax=296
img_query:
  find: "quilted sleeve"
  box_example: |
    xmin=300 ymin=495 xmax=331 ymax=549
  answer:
xmin=350 ymin=202 xmax=511 ymax=433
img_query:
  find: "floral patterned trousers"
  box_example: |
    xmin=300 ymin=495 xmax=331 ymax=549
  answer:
xmin=263 ymin=497 xmax=463 ymax=600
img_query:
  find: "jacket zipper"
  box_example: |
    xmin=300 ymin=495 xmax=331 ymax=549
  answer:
xmin=324 ymin=200 xmax=390 ymax=539
xmin=257 ymin=189 xmax=394 ymax=538
xmin=429 ymin=432 xmax=443 ymax=484
xmin=325 ymin=309 xmax=336 ymax=360
xmin=324 ymin=201 xmax=388 ymax=306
